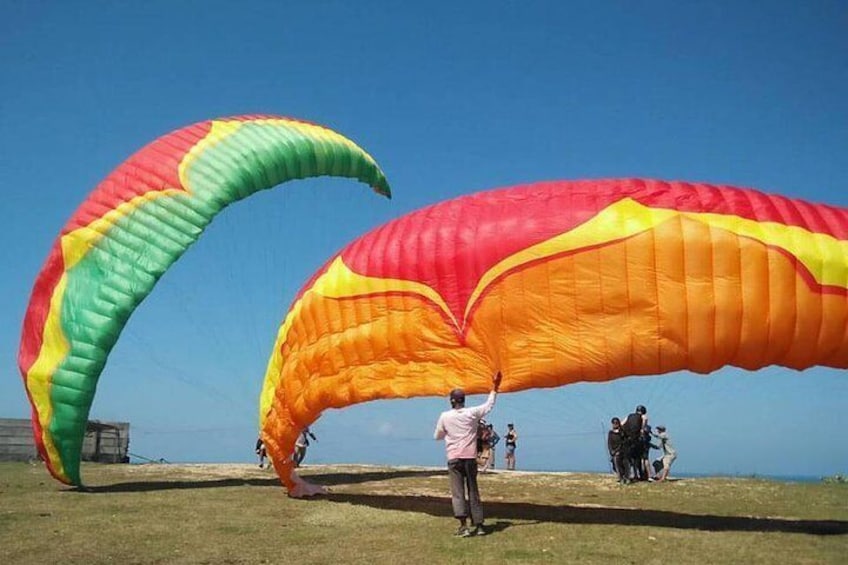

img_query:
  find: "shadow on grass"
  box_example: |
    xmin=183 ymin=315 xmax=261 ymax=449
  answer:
xmin=325 ymin=493 xmax=848 ymax=536
xmin=78 ymin=468 xmax=445 ymax=494
xmin=75 ymin=469 xmax=847 ymax=536
xmin=302 ymin=468 xmax=445 ymax=486
xmin=78 ymin=478 xmax=280 ymax=493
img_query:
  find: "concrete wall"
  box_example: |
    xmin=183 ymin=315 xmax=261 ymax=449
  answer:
xmin=0 ymin=418 xmax=130 ymax=463
xmin=0 ymin=418 xmax=38 ymax=461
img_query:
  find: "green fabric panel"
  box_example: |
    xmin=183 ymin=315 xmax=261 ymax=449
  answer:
xmin=47 ymin=119 xmax=389 ymax=483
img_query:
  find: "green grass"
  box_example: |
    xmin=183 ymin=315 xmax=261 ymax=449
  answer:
xmin=1 ymin=462 xmax=846 ymax=564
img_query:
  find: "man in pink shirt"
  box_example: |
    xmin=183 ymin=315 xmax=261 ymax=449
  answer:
xmin=434 ymin=372 xmax=502 ymax=537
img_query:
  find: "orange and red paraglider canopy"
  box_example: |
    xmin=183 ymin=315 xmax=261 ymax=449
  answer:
xmin=259 ymin=179 xmax=848 ymax=495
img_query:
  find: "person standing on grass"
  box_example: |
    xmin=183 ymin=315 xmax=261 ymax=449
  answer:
xmin=434 ymin=371 xmax=502 ymax=537
xmin=622 ymin=405 xmax=648 ymax=480
xmin=255 ymin=437 xmax=267 ymax=469
xmin=477 ymin=422 xmax=500 ymax=473
xmin=476 ymin=420 xmax=492 ymax=471
xmin=607 ymin=417 xmax=627 ymax=483
xmin=293 ymin=427 xmax=317 ymax=467
xmin=640 ymin=424 xmax=655 ymax=481
xmin=485 ymin=423 xmax=500 ymax=471
xmin=652 ymin=425 xmax=677 ymax=481
xmin=504 ymin=423 xmax=518 ymax=470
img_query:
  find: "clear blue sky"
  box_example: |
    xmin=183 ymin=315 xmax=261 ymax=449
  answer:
xmin=2 ymin=1 xmax=846 ymax=478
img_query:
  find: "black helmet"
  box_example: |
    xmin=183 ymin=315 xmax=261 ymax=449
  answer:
xmin=449 ymin=388 xmax=465 ymax=404
xmin=636 ymin=405 xmax=647 ymax=414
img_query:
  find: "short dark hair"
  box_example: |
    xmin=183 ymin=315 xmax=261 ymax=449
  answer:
xmin=449 ymin=388 xmax=465 ymax=406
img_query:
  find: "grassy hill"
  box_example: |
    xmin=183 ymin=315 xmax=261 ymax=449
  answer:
xmin=1 ymin=462 xmax=846 ymax=564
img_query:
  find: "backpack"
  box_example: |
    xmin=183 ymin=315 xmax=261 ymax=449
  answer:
xmin=622 ymin=413 xmax=642 ymax=440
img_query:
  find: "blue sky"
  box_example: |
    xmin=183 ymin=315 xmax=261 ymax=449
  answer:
xmin=1 ymin=1 xmax=846 ymax=478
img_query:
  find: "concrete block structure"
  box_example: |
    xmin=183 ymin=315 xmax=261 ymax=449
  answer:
xmin=0 ymin=418 xmax=129 ymax=463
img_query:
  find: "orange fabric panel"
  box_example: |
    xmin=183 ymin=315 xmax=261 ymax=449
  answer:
xmin=259 ymin=180 xmax=848 ymax=493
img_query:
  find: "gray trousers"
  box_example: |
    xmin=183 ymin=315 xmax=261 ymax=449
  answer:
xmin=448 ymin=458 xmax=483 ymax=525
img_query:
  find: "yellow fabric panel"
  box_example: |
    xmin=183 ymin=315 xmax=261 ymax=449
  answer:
xmin=685 ymin=210 xmax=848 ymax=287
xmin=260 ymin=200 xmax=848 ymax=493
xmin=262 ymin=292 xmax=490 ymax=490
xmin=24 ymin=274 xmax=69 ymax=481
xmin=60 ymin=190 xmax=184 ymax=270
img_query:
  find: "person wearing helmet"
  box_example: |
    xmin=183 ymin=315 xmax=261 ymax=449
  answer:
xmin=434 ymin=371 xmax=502 ymax=537
xmin=622 ymin=405 xmax=648 ymax=481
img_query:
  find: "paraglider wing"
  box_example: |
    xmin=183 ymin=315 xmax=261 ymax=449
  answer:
xmin=259 ymin=179 xmax=848 ymax=496
xmin=19 ymin=115 xmax=390 ymax=486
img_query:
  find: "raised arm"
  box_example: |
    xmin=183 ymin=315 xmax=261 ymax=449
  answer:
xmin=471 ymin=371 xmax=502 ymax=418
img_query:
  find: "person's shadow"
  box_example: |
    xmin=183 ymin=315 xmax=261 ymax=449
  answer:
xmin=322 ymin=491 xmax=848 ymax=537
xmin=485 ymin=520 xmax=513 ymax=534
